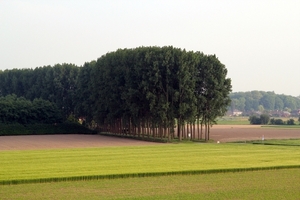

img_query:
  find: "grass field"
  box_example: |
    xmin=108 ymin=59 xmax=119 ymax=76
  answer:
xmin=1 ymin=140 xmax=300 ymax=199
xmin=216 ymin=117 xmax=250 ymax=125
xmin=262 ymin=125 xmax=300 ymax=129
xmin=252 ymin=139 xmax=300 ymax=146
xmin=216 ymin=116 xmax=300 ymax=126
xmin=1 ymin=169 xmax=300 ymax=200
xmin=1 ymin=143 xmax=300 ymax=184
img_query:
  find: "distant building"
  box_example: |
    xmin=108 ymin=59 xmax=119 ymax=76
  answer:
xmin=291 ymin=109 xmax=300 ymax=117
xmin=232 ymin=109 xmax=243 ymax=116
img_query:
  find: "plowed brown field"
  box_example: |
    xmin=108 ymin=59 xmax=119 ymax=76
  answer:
xmin=0 ymin=125 xmax=299 ymax=150
xmin=210 ymin=125 xmax=300 ymax=142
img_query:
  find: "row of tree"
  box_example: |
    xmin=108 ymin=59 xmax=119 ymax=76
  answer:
xmin=249 ymin=114 xmax=300 ymax=125
xmin=77 ymin=47 xmax=231 ymax=141
xmin=0 ymin=94 xmax=62 ymax=124
xmin=0 ymin=46 xmax=232 ymax=141
xmin=0 ymin=64 xmax=79 ymax=118
xmin=230 ymin=91 xmax=300 ymax=113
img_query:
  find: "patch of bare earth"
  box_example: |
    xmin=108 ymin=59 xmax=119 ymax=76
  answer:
xmin=0 ymin=125 xmax=299 ymax=150
xmin=210 ymin=125 xmax=300 ymax=142
xmin=0 ymin=134 xmax=159 ymax=150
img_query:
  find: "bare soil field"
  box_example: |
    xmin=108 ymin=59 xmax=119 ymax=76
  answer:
xmin=0 ymin=134 xmax=158 ymax=150
xmin=0 ymin=125 xmax=299 ymax=150
xmin=211 ymin=125 xmax=300 ymax=142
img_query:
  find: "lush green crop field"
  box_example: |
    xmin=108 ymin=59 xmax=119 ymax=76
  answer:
xmin=261 ymin=125 xmax=300 ymax=129
xmin=1 ymin=143 xmax=300 ymax=184
xmin=216 ymin=117 xmax=250 ymax=125
xmin=253 ymin=139 xmax=300 ymax=146
xmin=1 ymin=169 xmax=300 ymax=200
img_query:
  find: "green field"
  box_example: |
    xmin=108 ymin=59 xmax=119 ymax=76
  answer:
xmin=1 ymin=143 xmax=300 ymax=183
xmin=216 ymin=117 xmax=250 ymax=125
xmin=1 ymin=143 xmax=300 ymax=199
xmin=252 ymin=139 xmax=300 ymax=146
xmin=1 ymin=169 xmax=300 ymax=200
xmin=261 ymin=125 xmax=300 ymax=129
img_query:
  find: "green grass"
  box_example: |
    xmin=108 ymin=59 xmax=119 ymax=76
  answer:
xmin=252 ymin=139 xmax=300 ymax=146
xmin=216 ymin=117 xmax=250 ymax=125
xmin=261 ymin=125 xmax=300 ymax=129
xmin=1 ymin=143 xmax=300 ymax=184
xmin=1 ymin=169 xmax=299 ymax=200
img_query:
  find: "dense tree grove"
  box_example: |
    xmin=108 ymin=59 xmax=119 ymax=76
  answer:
xmin=0 ymin=64 xmax=79 ymax=118
xmin=0 ymin=94 xmax=62 ymax=124
xmin=230 ymin=91 xmax=300 ymax=113
xmin=0 ymin=46 xmax=232 ymax=141
xmin=77 ymin=47 xmax=231 ymax=141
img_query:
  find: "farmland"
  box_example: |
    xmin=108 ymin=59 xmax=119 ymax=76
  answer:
xmin=0 ymin=125 xmax=300 ymax=199
xmin=1 ymin=169 xmax=300 ymax=200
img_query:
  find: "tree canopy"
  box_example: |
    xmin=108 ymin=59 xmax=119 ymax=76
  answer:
xmin=230 ymin=91 xmax=300 ymax=113
xmin=0 ymin=46 xmax=232 ymax=141
xmin=76 ymin=46 xmax=231 ymax=141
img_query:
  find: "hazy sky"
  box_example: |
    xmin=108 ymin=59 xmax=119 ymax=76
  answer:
xmin=1 ymin=0 xmax=299 ymax=96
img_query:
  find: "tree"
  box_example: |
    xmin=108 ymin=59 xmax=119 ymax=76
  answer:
xmin=259 ymin=92 xmax=275 ymax=110
xmin=260 ymin=114 xmax=270 ymax=124
xmin=249 ymin=115 xmax=261 ymax=124
xmin=195 ymin=54 xmax=231 ymax=141
xmin=286 ymin=119 xmax=295 ymax=125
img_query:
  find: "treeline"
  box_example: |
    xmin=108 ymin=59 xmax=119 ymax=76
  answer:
xmin=249 ymin=114 xmax=299 ymax=125
xmin=0 ymin=94 xmax=62 ymax=124
xmin=230 ymin=91 xmax=300 ymax=113
xmin=0 ymin=46 xmax=232 ymax=141
xmin=0 ymin=64 xmax=79 ymax=118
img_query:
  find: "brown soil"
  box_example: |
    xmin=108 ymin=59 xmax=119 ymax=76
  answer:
xmin=210 ymin=125 xmax=300 ymax=142
xmin=0 ymin=125 xmax=299 ymax=150
xmin=0 ymin=134 xmax=159 ymax=150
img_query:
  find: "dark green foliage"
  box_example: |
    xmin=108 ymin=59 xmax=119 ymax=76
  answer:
xmin=260 ymin=114 xmax=270 ymax=125
xmin=230 ymin=91 xmax=300 ymax=113
xmin=249 ymin=114 xmax=269 ymax=125
xmin=0 ymin=46 xmax=231 ymax=140
xmin=85 ymin=46 xmax=231 ymax=141
xmin=274 ymin=119 xmax=284 ymax=125
xmin=249 ymin=115 xmax=261 ymax=124
xmin=286 ymin=119 xmax=295 ymax=125
xmin=0 ymin=95 xmax=62 ymax=124
xmin=270 ymin=118 xmax=296 ymax=125
xmin=0 ymin=64 xmax=79 ymax=119
xmin=0 ymin=123 xmax=96 ymax=136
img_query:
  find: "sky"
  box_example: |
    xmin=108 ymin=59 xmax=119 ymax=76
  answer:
xmin=1 ymin=0 xmax=299 ymax=97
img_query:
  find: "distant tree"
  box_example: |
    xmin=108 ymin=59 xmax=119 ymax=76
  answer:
xmin=249 ymin=115 xmax=261 ymax=124
xmin=270 ymin=118 xmax=275 ymax=125
xmin=274 ymin=119 xmax=284 ymax=125
xmin=229 ymin=91 xmax=300 ymax=113
xmin=260 ymin=114 xmax=270 ymax=124
xmin=298 ymin=116 xmax=300 ymax=124
xmin=260 ymin=92 xmax=275 ymax=110
xmin=286 ymin=119 xmax=295 ymax=125
xmin=249 ymin=114 xmax=269 ymax=125
xmin=258 ymin=105 xmax=264 ymax=112
xmin=274 ymin=96 xmax=284 ymax=110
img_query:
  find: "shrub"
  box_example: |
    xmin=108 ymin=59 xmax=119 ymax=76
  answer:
xmin=286 ymin=119 xmax=295 ymax=125
xmin=260 ymin=114 xmax=270 ymax=125
xmin=249 ymin=114 xmax=269 ymax=125
xmin=249 ymin=116 xmax=261 ymax=124
xmin=0 ymin=123 xmax=96 ymax=136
